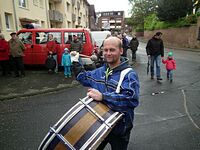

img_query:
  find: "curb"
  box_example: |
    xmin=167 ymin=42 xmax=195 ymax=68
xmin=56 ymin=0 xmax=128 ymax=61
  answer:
xmin=0 ymin=80 xmax=80 ymax=101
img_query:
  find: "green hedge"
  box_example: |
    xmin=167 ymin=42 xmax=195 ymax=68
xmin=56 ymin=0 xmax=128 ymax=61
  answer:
xmin=144 ymin=13 xmax=198 ymax=31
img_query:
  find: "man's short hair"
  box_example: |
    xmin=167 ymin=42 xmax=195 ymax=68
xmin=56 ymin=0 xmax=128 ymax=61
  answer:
xmin=10 ymin=32 xmax=16 ymax=36
xmin=105 ymin=36 xmax=122 ymax=49
xmin=155 ymin=32 xmax=162 ymax=36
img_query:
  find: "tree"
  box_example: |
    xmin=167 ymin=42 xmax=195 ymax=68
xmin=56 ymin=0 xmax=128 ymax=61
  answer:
xmin=157 ymin=0 xmax=193 ymax=21
xmin=128 ymin=0 xmax=158 ymax=31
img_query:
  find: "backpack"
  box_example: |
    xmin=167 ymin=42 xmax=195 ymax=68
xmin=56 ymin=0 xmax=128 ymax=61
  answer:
xmin=45 ymin=55 xmax=56 ymax=70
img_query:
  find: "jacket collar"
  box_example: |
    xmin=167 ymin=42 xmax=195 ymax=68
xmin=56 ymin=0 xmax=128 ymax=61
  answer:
xmin=105 ymin=57 xmax=130 ymax=73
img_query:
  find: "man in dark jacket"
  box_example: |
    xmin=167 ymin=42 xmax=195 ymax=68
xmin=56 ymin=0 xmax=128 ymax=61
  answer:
xmin=122 ymin=33 xmax=129 ymax=57
xmin=73 ymin=36 xmax=139 ymax=150
xmin=70 ymin=35 xmax=83 ymax=53
xmin=129 ymin=34 xmax=139 ymax=61
xmin=146 ymin=32 xmax=164 ymax=80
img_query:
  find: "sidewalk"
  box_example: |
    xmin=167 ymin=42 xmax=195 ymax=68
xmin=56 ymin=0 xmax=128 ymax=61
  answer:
xmin=1 ymin=39 xmax=199 ymax=101
xmin=0 ymin=70 xmax=79 ymax=101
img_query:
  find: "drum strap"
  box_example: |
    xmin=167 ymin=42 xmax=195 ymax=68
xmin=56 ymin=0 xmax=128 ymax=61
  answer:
xmin=116 ymin=68 xmax=132 ymax=93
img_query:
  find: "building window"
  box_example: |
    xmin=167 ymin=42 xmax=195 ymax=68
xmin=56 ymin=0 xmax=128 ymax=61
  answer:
xmin=66 ymin=2 xmax=70 ymax=12
xmin=67 ymin=21 xmax=71 ymax=28
xmin=34 ymin=32 xmax=61 ymax=44
xmin=33 ymin=0 xmax=38 ymax=6
xmin=64 ymin=32 xmax=86 ymax=44
xmin=41 ymin=21 xmax=45 ymax=28
xmin=5 ymin=13 xmax=12 ymax=30
xmin=39 ymin=0 xmax=44 ymax=8
xmin=19 ymin=0 xmax=27 ymax=8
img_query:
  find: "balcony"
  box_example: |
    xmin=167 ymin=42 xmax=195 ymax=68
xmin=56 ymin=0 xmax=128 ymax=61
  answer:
xmin=72 ymin=13 xmax=76 ymax=22
xmin=49 ymin=10 xmax=63 ymax=23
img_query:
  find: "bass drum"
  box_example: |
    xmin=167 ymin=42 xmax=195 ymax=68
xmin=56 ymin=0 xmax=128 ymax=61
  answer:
xmin=38 ymin=96 xmax=123 ymax=150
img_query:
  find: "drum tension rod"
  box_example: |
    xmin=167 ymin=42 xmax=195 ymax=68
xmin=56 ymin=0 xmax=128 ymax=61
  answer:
xmin=49 ymin=127 xmax=76 ymax=150
xmin=79 ymin=98 xmax=111 ymax=128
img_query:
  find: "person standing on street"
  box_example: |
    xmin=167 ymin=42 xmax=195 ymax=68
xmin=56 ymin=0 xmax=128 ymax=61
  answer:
xmin=162 ymin=51 xmax=176 ymax=82
xmin=9 ymin=32 xmax=25 ymax=77
xmin=46 ymin=34 xmax=58 ymax=73
xmin=61 ymin=48 xmax=72 ymax=78
xmin=129 ymin=34 xmax=139 ymax=61
xmin=146 ymin=32 xmax=164 ymax=80
xmin=0 ymin=33 xmax=10 ymax=76
xmin=122 ymin=33 xmax=129 ymax=57
xmin=73 ymin=36 xmax=140 ymax=150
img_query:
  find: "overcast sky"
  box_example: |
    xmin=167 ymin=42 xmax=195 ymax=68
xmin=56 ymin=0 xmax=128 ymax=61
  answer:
xmin=87 ymin=0 xmax=132 ymax=17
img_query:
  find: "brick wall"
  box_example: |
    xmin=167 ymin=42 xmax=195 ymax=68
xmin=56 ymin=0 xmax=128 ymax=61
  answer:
xmin=144 ymin=18 xmax=200 ymax=49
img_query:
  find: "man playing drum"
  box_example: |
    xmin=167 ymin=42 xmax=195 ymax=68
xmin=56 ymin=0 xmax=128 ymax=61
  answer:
xmin=73 ymin=36 xmax=140 ymax=150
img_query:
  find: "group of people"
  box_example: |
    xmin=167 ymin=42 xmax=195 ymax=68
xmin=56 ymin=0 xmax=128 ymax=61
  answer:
xmin=73 ymin=36 xmax=140 ymax=150
xmin=71 ymin=31 xmax=176 ymax=149
xmin=46 ymin=33 xmax=83 ymax=78
xmin=0 ymin=32 xmax=25 ymax=77
xmin=113 ymin=33 xmax=140 ymax=62
xmin=114 ymin=31 xmax=176 ymax=82
xmin=146 ymin=32 xmax=176 ymax=82
xmin=0 ymin=30 xmax=176 ymax=149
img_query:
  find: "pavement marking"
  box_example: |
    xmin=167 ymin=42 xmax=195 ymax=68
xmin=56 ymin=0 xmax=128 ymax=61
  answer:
xmin=181 ymin=89 xmax=200 ymax=130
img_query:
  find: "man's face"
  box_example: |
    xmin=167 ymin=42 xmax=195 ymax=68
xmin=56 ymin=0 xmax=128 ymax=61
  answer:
xmin=48 ymin=34 xmax=53 ymax=40
xmin=11 ymin=34 xmax=16 ymax=39
xmin=103 ymin=38 xmax=123 ymax=68
xmin=74 ymin=36 xmax=78 ymax=41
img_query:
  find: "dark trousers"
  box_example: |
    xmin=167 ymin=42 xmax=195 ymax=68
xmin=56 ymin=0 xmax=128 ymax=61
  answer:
xmin=0 ymin=60 xmax=9 ymax=75
xmin=12 ymin=56 xmax=25 ymax=76
xmin=132 ymin=51 xmax=136 ymax=61
xmin=96 ymin=130 xmax=131 ymax=150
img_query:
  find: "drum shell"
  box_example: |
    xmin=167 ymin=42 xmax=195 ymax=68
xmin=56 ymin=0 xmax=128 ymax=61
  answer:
xmin=39 ymin=97 xmax=123 ymax=150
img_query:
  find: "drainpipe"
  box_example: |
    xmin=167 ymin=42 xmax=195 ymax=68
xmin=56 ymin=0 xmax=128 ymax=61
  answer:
xmin=12 ymin=0 xmax=18 ymax=31
xmin=45 ymin=0 xmax=50 ymax=28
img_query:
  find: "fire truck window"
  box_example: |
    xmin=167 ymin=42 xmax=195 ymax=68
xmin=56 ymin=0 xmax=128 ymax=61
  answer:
xmin=18 ymin=32 xmax=32 ymax=44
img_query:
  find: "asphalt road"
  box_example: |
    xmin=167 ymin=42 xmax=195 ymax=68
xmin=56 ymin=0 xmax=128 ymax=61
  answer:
xmin=0 ymin=42 xmax=200 ymax=150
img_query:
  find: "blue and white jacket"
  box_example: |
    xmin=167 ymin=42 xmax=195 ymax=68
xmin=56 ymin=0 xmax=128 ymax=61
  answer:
xmin=77 ymin=57 xmax=140 ymax=135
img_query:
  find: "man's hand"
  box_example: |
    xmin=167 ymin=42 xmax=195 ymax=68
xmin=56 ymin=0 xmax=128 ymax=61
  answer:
xmin=87 ymin=88 xmax=102 ymax=101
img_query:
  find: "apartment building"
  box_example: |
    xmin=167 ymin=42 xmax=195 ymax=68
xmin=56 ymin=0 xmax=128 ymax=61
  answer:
xmin=48 ymin=0 xmax=91 ymax=29
xmin=97 ymin=11 xmax=125 ymax=32
xmin=0 ymin=0 xmax=48 ymax=39
xmin=0 ymin=0 xmax=91 ymax=40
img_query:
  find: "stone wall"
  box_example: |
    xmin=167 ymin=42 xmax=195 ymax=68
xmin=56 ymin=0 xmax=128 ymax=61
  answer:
xmin=144 ymin=18 xmax=200 ymax=49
